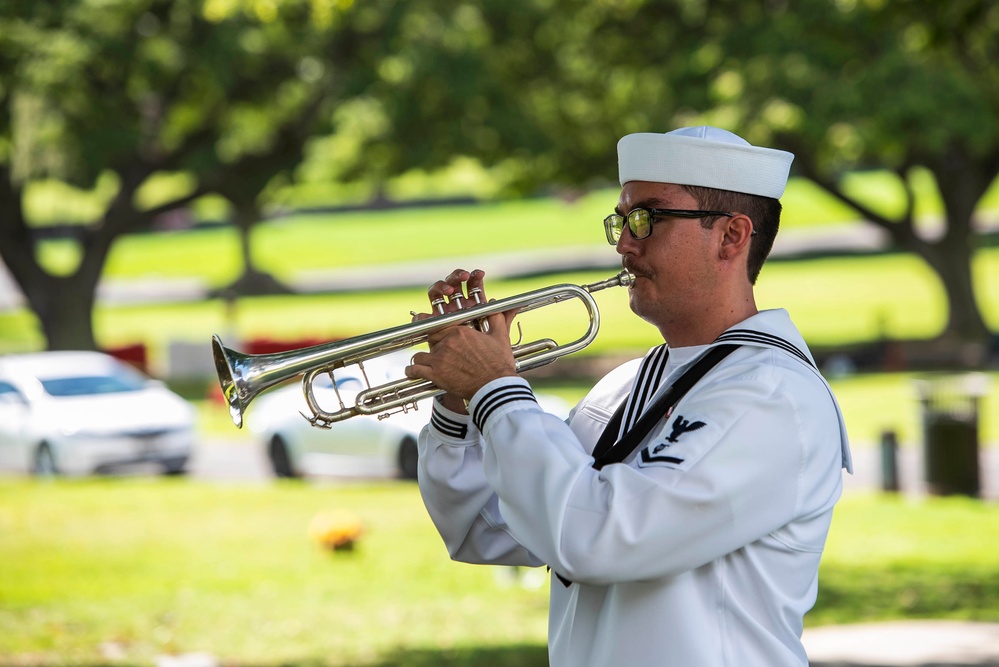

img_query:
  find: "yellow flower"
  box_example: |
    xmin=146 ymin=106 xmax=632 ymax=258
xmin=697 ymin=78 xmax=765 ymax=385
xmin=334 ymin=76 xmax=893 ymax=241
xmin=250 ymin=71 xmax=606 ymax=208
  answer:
xmin=308 ymin=510 xmax=364 ymax=551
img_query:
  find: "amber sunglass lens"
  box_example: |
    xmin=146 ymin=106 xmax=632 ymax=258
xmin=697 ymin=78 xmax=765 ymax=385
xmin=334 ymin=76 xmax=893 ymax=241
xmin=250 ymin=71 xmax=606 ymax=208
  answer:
xmin=604 ymin=215 xmax=624 ymax=244
xmin=629 ymin=209 xmax=651 ymax=239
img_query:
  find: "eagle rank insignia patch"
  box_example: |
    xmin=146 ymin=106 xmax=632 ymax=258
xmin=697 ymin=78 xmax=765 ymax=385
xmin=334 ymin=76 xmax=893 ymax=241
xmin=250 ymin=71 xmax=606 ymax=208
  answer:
xmin=638 ymin=414 xmax=707 ymax=468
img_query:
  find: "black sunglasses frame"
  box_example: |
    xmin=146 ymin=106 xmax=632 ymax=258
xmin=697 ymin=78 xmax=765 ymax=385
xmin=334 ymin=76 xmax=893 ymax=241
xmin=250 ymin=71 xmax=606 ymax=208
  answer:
xmin=603 ymin=208 xmax=735 ymax=245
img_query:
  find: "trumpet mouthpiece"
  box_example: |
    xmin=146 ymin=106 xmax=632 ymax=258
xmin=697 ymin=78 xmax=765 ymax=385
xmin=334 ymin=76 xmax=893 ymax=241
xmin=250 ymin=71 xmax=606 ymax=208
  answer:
xmin=583 ymin=270 xmax=635 ymax=294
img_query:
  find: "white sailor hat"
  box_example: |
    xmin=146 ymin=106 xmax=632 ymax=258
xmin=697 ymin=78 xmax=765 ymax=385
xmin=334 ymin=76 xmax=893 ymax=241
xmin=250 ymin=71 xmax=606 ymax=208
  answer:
xmin=617 ymin=126 xmax=795 ymax=199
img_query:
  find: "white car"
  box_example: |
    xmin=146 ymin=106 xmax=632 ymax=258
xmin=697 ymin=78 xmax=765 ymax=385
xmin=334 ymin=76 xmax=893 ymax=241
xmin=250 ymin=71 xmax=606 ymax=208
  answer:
xmin=247 ymin=351 xmax=571 ymax=480
xmin=0 ymin=351 xmax=196 ymax=476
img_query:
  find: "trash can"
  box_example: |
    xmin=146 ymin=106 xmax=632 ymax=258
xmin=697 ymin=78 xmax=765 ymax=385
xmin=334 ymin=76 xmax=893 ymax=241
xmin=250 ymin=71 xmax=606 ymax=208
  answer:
xmin=914 ymin=373 xmax=988 ymax=497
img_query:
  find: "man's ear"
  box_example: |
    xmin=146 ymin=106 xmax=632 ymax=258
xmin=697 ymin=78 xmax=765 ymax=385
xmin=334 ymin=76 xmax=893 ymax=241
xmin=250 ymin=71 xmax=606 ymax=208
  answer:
xmin=718 ymin=214 xmax=754 ymax=260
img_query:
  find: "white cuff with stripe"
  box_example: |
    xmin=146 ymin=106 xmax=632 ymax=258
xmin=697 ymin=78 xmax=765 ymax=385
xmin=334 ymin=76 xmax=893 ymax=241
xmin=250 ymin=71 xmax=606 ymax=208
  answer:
xmin=468 ymin=377 xmax=539 ymax=434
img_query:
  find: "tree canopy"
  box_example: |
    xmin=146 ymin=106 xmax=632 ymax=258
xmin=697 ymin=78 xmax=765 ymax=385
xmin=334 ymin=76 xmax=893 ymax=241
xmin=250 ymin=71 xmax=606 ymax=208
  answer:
xmin=1 ymin=0 xmax=997 ymax=362
xmin=0 ymin=0 xmax=367 ymax=348
xmin=354 ymin=0 xmax=999 ymax=360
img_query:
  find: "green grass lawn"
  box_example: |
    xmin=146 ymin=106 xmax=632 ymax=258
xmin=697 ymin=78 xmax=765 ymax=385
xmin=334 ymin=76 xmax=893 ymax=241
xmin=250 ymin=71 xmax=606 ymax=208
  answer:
xmin=815 ymin=493 xmax=999 ymax=625
xmin=0 ymin=479 xmax=996 ymax=666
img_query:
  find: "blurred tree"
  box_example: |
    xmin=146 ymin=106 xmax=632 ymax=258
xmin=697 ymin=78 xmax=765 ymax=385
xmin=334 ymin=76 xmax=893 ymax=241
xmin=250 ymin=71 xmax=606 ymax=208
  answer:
xmin=722 ymin=0 xmax=999 ymax=364
xmin=2 ymin=0 xmax=996 ymax=362
xmin=290 ymin=0 xmax=559 ymax=196
xmin=330 ymin=0 xmax=710 ymax=193
xmin=352 ymin=0 xmax=998 ymax=364
xmin=0 ymin=0 xmax=365 ymax=349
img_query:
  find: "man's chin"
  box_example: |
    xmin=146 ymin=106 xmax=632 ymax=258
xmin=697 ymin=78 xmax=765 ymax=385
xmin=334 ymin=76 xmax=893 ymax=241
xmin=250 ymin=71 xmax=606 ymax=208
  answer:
xmin=627 ymin=281 xmax=663 ymax=321
xmin=627 ymin=288 xmax=648 ymax=318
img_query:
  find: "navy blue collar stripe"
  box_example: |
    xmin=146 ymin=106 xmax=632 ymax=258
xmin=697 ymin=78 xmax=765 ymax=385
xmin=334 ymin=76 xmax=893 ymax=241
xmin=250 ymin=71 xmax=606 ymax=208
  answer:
xmin=628 ymin=346 xmax=669 ymax=422
xmin=623 ymin=344 xmax=669 ymax=436
xmin=714 ymin=330 xmax=813 ymax=367
xmin=625 ymin=346 xmax=661 ymax=425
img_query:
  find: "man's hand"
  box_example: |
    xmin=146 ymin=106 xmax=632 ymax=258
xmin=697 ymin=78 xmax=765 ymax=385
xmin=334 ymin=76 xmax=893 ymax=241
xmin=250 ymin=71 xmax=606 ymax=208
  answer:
xmin=406 ymin=269 xmax=518 ymax=411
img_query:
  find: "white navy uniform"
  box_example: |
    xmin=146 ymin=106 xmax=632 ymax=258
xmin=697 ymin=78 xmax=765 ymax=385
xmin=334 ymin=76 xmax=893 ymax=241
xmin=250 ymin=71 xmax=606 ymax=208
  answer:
xmin=417 ymin=309 xmax=853 ymax=667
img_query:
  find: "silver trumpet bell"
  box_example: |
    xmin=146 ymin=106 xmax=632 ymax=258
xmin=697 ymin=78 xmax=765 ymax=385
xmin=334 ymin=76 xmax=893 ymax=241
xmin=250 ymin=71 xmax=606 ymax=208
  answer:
xmin=212 ymin=270 xmax=634 ymax=429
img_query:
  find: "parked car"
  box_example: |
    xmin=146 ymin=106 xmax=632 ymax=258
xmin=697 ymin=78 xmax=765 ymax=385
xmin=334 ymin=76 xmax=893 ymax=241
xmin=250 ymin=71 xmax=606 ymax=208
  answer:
xmin=247 ymin=351 xmax=571 ymax=480
xmin=0 ymin=351 xmax=196 ymax=476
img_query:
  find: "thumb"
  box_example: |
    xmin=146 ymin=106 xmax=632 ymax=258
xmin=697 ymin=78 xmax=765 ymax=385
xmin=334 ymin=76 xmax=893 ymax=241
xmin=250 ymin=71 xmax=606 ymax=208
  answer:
xmin=503 ymin=307 xmax=520 ymax=330
xmin=484 ymin=310 xmax=512 ymax=340
xmin=483 ymin=299 xmax=519 ymax=334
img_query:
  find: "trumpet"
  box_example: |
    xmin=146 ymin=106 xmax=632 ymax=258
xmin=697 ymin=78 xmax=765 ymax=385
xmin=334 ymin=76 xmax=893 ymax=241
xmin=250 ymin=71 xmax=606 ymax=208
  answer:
xmin=212 ymin=269 xmax=634 ymax=429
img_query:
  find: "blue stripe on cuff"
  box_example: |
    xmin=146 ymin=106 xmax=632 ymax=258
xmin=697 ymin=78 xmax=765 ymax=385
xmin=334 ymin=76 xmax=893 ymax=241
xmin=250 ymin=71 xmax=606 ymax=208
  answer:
xmin=431 ymin=409 xmax=468 ymax=439
xmin=472 ymin=385 xmax=537 ymax=432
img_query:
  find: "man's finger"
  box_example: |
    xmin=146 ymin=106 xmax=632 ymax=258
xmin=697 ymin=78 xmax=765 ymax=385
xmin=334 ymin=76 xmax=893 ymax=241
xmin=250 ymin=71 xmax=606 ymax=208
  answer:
xmin=482 ymin=310 xmax=512 ymax=339
xmin=406 ymin=353 xmax=433 ymax=382
xmin=428 ymin=270 xmax=472 ymax=314
xmin=466 ymin=269 xmax=487 ymax=304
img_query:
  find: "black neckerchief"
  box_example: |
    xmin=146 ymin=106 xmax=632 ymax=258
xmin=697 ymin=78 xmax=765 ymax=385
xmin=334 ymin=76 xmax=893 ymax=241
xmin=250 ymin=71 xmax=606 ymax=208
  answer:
xmin=551 ymin=343 xmax=740 ymax=589
xmin=590 ymin=344 xmax=740 ymax=470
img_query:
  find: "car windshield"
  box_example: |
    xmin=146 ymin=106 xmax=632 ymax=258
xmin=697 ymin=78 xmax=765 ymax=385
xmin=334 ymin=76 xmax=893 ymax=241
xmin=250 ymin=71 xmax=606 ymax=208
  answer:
xmin=40 ymin=371 xmax=147 ymax=397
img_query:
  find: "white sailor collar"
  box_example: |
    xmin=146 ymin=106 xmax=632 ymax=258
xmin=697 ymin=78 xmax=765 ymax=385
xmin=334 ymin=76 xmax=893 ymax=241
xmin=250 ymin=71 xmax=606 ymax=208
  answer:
xmin=711 ymin=308 xmax=817 ymax=368
xmin=706 ymin=308 xmax=853 ymax=473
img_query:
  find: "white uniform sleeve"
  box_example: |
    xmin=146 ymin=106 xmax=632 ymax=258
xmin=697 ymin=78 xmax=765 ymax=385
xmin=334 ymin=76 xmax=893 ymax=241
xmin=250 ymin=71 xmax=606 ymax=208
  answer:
xmin=417 ymin=398 xmax=546 ymax=567
xmin=468 ymin=353 xmax=844 ymax=586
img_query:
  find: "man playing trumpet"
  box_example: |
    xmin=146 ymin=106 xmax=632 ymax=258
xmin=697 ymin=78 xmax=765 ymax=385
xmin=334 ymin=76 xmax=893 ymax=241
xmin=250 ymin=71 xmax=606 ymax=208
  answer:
xmin=406 ymin=126 xmax=853 ymax=667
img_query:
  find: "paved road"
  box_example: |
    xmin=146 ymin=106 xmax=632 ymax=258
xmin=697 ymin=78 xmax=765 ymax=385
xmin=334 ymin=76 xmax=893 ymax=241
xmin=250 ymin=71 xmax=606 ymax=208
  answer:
xmin=188 ymin=436 xmax=272 ymax=482
xmin=190 ymin=433 xmax=999 ymax=498
xmin=841 ymin=441 xmax=999 ymax=499
xmin=805 ymin=620 xmax=999 ymax=667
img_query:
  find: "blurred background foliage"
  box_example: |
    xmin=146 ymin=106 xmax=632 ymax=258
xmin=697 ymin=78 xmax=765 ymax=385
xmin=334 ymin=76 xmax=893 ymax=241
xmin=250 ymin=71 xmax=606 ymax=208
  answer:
xmin=0 ymin=0 xmax=997 ymax=361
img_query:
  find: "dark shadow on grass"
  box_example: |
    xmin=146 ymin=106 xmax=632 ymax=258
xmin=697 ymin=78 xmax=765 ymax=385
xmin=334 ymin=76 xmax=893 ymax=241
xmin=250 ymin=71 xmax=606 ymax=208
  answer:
xmin=809 ymin=565 xmax=999 ymax=625
xmin=0 ymin=645 xmax=550 ymax=667
xmin=358 ymin=644 xmax=550 ymax=667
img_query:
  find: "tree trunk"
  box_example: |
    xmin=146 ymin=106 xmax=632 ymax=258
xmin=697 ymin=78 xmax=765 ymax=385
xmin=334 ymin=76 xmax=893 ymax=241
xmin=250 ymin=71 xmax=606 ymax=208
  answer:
xmin=33 ymin=273 xmax=100 ymax=350
xmin=24 ymin=229 xmax=112 ymax=351
xmin=213 ymin=199 xmax=290 ymax=297
xmin=919 ymin=238 xmax=991 ymax=366
xmin=799 ymin=151 xmax=995 ymax=367
xmin=922 ymin=153 xmax=996 ymax=365
xmin=238 ymin=200 xmax=255 ymax=275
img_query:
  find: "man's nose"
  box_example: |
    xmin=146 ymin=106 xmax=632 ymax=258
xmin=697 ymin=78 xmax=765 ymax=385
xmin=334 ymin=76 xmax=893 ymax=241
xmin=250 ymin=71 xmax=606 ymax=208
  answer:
xmin=615 ymin=223 xmax=640 ymax=256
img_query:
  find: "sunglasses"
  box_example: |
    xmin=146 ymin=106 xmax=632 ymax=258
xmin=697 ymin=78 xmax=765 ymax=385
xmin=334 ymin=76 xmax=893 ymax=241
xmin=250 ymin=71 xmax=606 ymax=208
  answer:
xmin=603 ymin=208 xmax=735 ymax=245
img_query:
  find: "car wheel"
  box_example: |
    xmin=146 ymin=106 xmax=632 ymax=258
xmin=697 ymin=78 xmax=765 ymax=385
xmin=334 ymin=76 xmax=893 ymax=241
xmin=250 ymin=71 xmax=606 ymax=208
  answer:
xmin=268 ymin=435 xmax=300 ymax=478
xmin=398 ymin=436 xmax=419 ymax=480
xmin=161 ymin=456 xmax=189 ymax=476
xmin=33 ymin=443 xmax=59 ymax=477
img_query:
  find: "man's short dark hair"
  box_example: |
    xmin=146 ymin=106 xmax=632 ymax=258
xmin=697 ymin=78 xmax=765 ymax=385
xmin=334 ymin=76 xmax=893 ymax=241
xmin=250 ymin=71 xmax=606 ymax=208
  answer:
xmin=681 ymin=185 xmax=782 ymax=285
